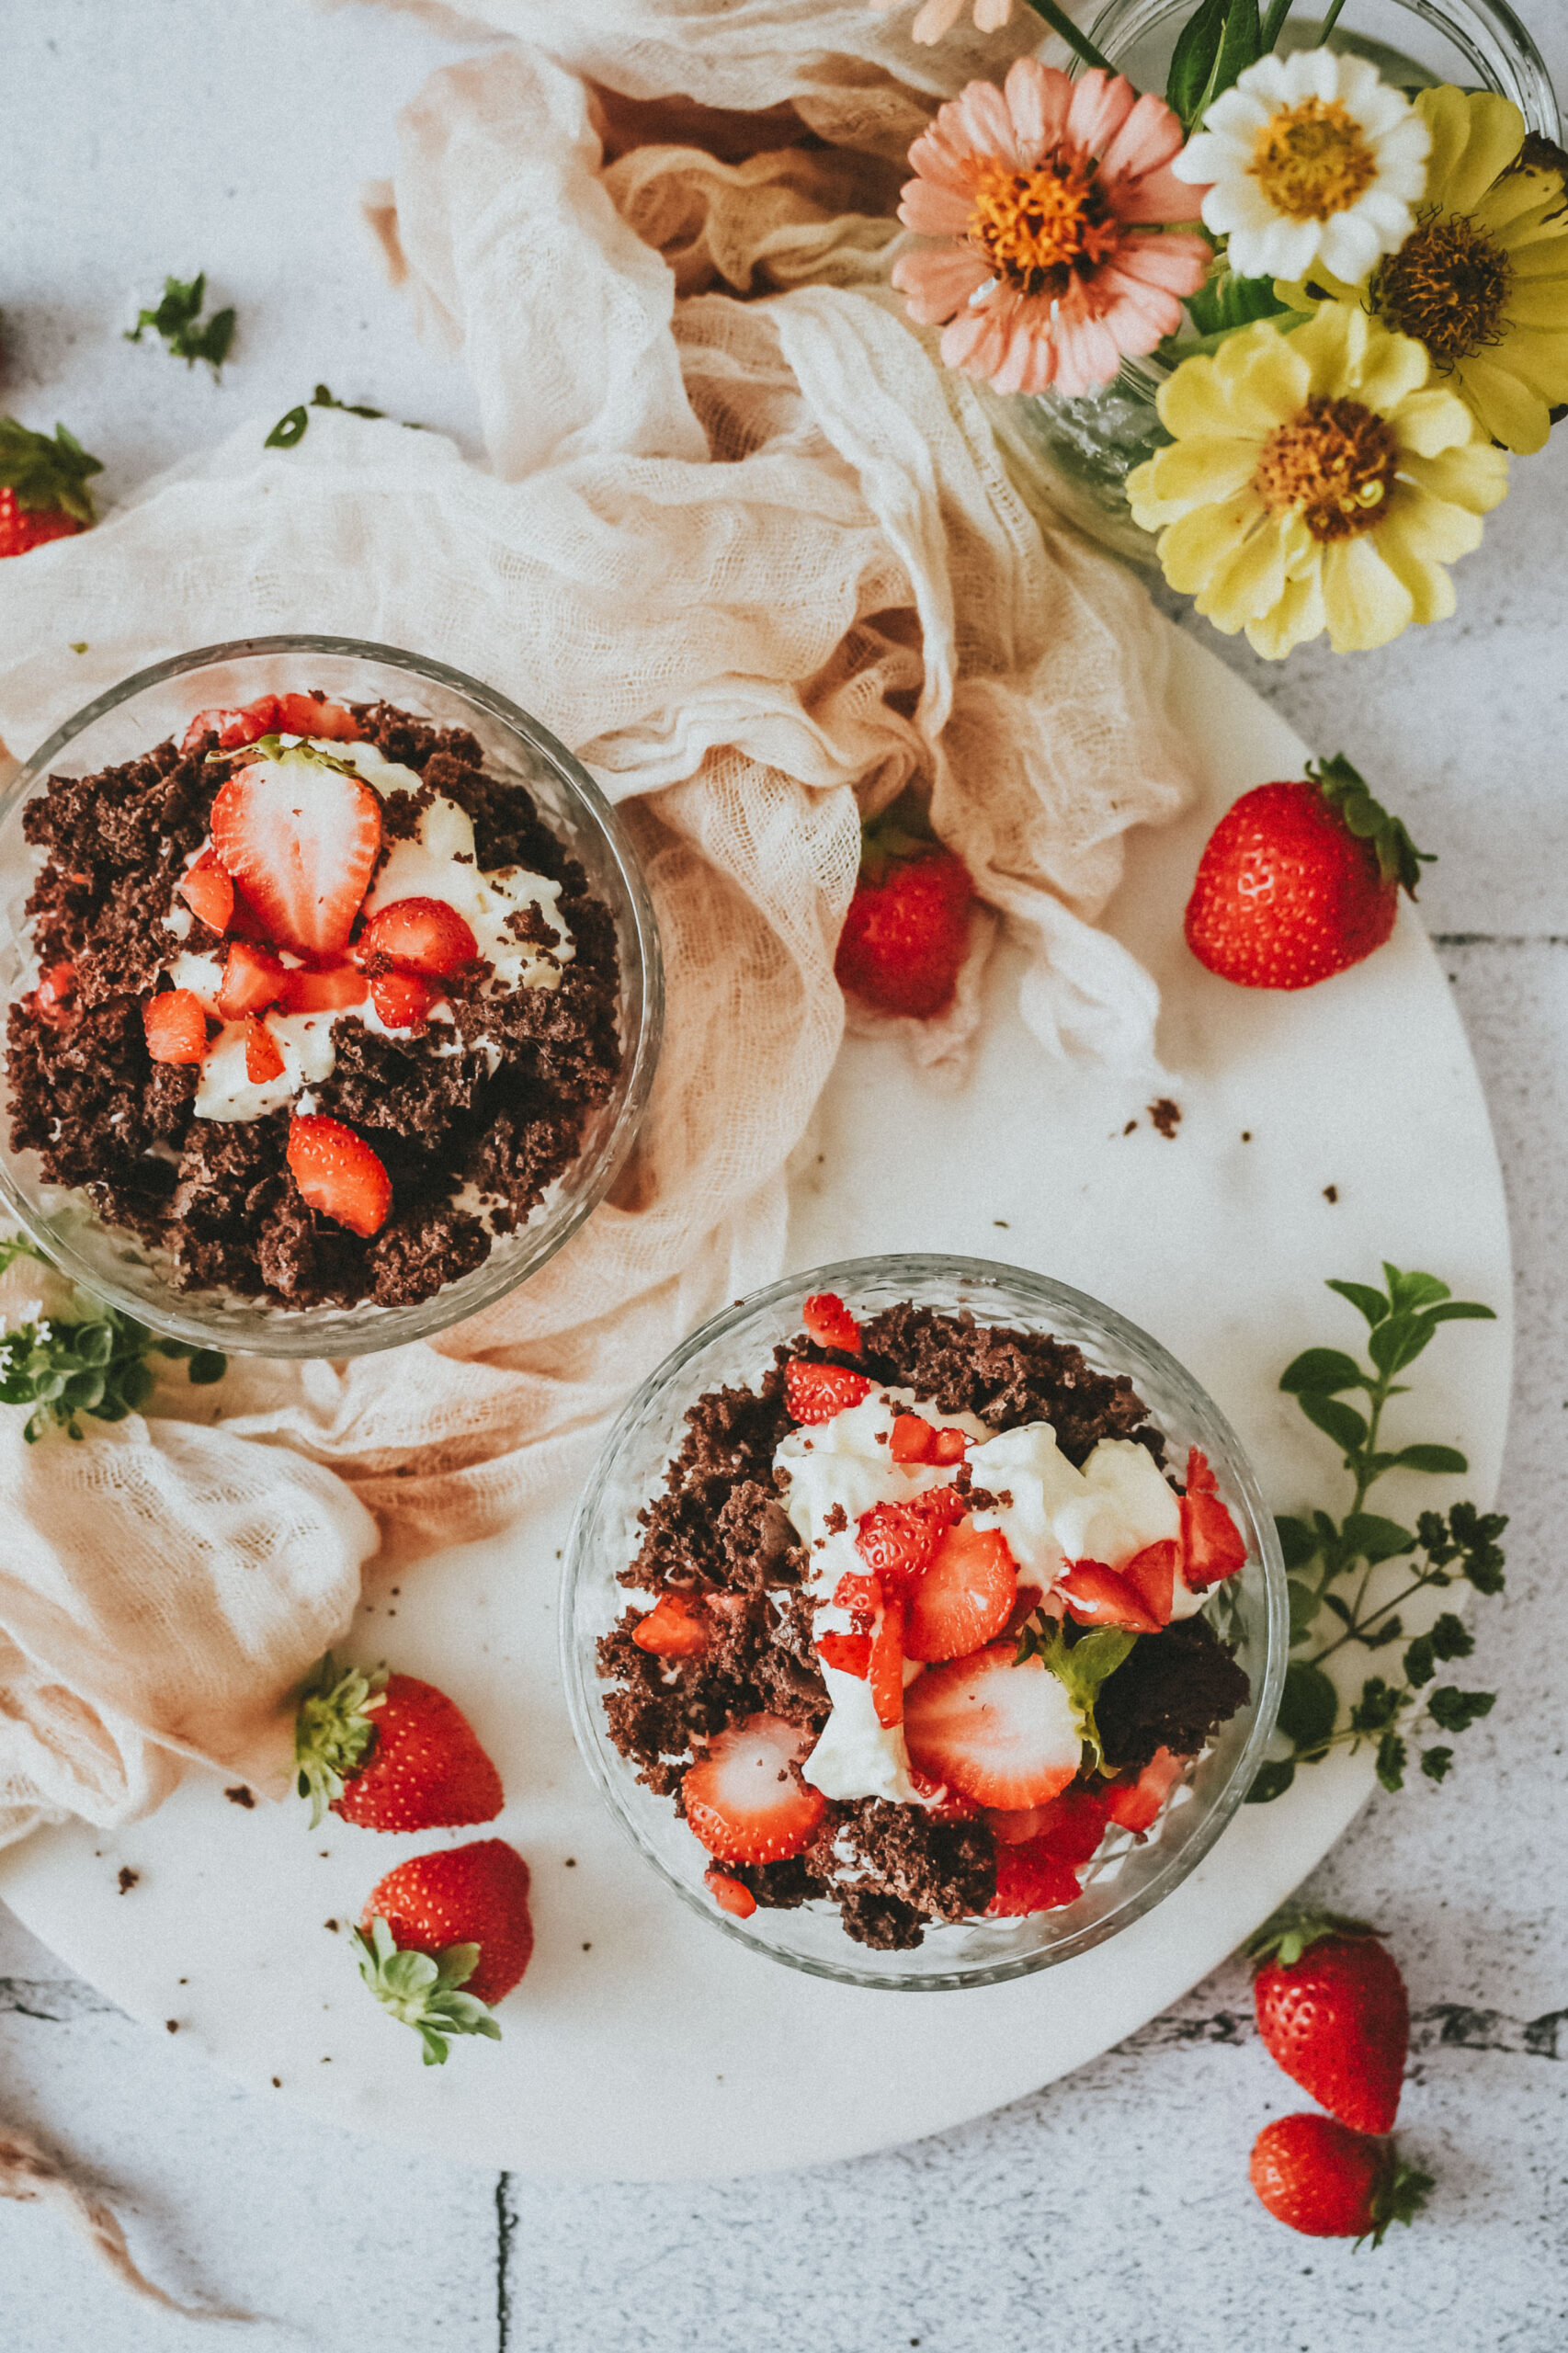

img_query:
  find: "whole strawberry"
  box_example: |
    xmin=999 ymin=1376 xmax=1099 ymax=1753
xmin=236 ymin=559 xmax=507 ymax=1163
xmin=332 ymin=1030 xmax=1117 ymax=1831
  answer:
xmin=294 ymin=1654 xmax=503 ymax=1833
xmin=1186 ymin=756 xmax=1429 ymax=991
xmin=835 ymin=811 xmax=973 ymax=1020
xmin=353 ymin=1839 xmax=533 ymax=2063
xmin=1250 ymin=2113 xmax=1432 ymax=2245
xmin=0 ymin=417 xmax=102 ymax=557
xmin=1246 ymin=1905 xmax=1410 ymax=2134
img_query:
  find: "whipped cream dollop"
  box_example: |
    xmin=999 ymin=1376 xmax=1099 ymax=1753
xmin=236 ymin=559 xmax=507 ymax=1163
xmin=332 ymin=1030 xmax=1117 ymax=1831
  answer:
xmin=775 ymin=1388 xmax=1198 ymax=1806
xmin=157 ymin=736 xmax=573 ymax=1124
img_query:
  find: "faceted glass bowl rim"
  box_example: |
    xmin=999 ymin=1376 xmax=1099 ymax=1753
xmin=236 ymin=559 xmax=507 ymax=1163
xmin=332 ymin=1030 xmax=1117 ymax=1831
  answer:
xmin=562 ymin=1252 xmax=1289 ymax=1992
xmin=0 ymin=634 xmax=665 ymax=1358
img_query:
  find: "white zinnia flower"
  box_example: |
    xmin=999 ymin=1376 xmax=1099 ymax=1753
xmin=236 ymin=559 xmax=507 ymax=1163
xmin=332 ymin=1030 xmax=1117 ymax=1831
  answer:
xmin=1174 ymin=47 xmax=1431 ymax=284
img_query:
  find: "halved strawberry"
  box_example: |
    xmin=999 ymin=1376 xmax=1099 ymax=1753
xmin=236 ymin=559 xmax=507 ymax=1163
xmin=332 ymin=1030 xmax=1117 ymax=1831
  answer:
xmin=903 ymin=1644 xmax=1082 ymax=1810
xmin=987 ymin=1838 xmax=1085 ymax=1917
xmin=929 ymin=1427 xmax=970 ymax=1466
xmin=869 ymin=1592 xmax=905 ymax=1729
xmin=910 ymin=1768 xmax=980 ymax=1822
xmin=1181 ymin=1447 xmax=1248 ymax=1587
xmin=243 ymin=1016 xmax=285 ymax=1084
xmin=369 ymin=967 xmax=440 ymax=1030
xmin=704 ymin=1868 xmax=757 ymax=1920
xmin=278 ymin=959 xmax=369 ymax=1014
xmin=177 ymin=851 xmax=234 ymax=934
xmin=210 ymin=750 xmax=382 ymax=955
xmin=287 ymin=1113 xmax=392 ymax=1238
xmin=682 ymin=1714 xmax=825 ymax=1865
xmin=142 ymin=988 xmax=208 ymax=1065
xmin=903 ymin=1520 xmax=1017 ymax=1663
xmin=1122 ymin=1538 xmax=1179 ymax=1627
xmin=890 ymin=1413 xmax=936 ymax=1464
xmin=801 ymin=1292 xmax=861 ymax=1353
xmin=632 ymin=1592 xmax=708 ymax=1657
xmin=1059 ymin=1559 xmax=1162 ymax=1634
xmin=783 ymin=1359 xmax=873 ymax=1423
xmin=181 ymin=698 xmax=280 ymax=756
xmin=277 ymin=691 xmax=359 ymax=741
xmin=1104 ymin=1745 xmax=1187 ymax=1834
xmin=855 ymin=1487 xmax=966 ymax=1588
xmin=360 ymin=896 xmax=478 ymax=979
xmin=817 ymin=1631 xmax=871 ymax=1678
xmin=217 ymin=939 xmax=286 ymax=1021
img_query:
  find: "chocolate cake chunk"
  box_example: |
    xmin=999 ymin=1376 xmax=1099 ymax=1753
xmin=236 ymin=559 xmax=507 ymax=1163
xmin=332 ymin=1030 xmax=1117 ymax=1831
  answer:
xmin=857 ymin=1302 xmax=1163 ymax=1465
xmin=1096 ymin=1617 xmax=1252 ymax=1772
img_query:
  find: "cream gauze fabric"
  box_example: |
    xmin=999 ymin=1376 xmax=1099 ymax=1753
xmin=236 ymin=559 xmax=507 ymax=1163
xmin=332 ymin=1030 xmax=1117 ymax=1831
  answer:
xmin=0 ymin=6 xmax=1192 ymax=1847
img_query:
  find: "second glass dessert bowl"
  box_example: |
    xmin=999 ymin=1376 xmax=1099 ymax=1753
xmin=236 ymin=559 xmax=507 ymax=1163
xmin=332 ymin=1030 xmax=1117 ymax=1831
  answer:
xmin=563 ymin=1254 xmax=1287 ymax=1992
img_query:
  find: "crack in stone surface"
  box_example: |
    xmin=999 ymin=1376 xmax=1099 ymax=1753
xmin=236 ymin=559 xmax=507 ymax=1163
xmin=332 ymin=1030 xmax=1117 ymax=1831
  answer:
xmin=0 ymin=1978 xmax=122 ymax=2021
xmin=1118 ymin=1995 xmax=1568 ymax=2058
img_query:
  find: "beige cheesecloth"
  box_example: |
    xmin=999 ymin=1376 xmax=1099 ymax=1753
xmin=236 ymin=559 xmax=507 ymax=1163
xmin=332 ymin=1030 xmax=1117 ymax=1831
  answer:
xmin=0 ymin=8 xmax=1194 ymax=1854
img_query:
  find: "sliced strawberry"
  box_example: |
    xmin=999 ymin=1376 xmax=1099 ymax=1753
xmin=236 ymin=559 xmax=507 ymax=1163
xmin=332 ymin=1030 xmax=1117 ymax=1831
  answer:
xmin=277 ymin=691 xmax=359 ymax=741
xmin=903 ymin=1519 xmax=1017 ymax=1663
xmin=1003 ymin=1582 xmax=1045 ymax=1640
xmin=32 ymin=961 xmax=76 ymax=1029
xmin=817 ymin=1631 xmax=871 ymax=1678
xmin=1181 ymin=1449 xmax=1247 ymax=1587
xmin=142 ymin=988 xmax=208 ymax=1065
xmin=278 ymin=959 xmax=369 ymax=1014
xmin=210 ymin=751 xmax=382 ymax=955
xmin=855 ymin=1487 xmax=966 ymax=1589
xmin=889 ymin=1413 xmax=936 ymax=1464
xmin=177 ymin=851 xmax=234 ymax=935
xmin=181 ymin=698 xmax=279 ymax=756
xmin=704 ymin=1868 xmax=757 ymax=1920
xmin=929 ymin=1427 xmax=970 ymax=1466
xmin=831 ymin=1571 xmax=881 ymax=1624
xmin=287 ymin=1113 xmax=392 ymax=1238
xmin=869 ymin=1592 xmax=905 ymax=1729
xmin=360 ymin=896 xmax=478 ymax=980
xmin=631 ymin=1592 xmax=708 ymax=1657
xmin=910 ymin=1768 xmax=980 ymax=1822
xmin=1122 ymin=1538 xmax=1179 ymax=1627
xmin=1014 ymin=1785 xmax=1109 ymax=1863
xmin=217 ymin=939 xmax=286 ymax=1022
xmin=1104 ymin=1745 xmax=1187 ymax=1834
xmin=783 ymin=1359 xmax=873 ymax=1424
xmin=243 ymin=1016 xmax=285 ymax=1085
xmin=987 ymin=1838 xmax=1085 ymax=1917
xmin=682 ymin=1713 xmax=825 ymax=1866
xmin=370 ymin=967 xmax=440 ymax=1030
xmin=903 ymin=1643 xmax=1082 ymax=1811
xmin=801 ymin=1292 xmax=861 ymax=1353
xmin=1059 ymin=1559 xmax=1162 ymax=1634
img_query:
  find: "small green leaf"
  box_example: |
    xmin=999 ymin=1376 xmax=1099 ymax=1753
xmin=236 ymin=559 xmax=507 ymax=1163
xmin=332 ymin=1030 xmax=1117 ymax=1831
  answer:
xmin=1278 ymin=1347 xmax=1367 ymax=1397
xmin=1390 ymin=1443 xmax=1468 ymax=1475
xmin=1426 ymin=1686 xmax=1495 ymax=1733
xmin=1350 ymin=1676 xmax=1403 ymax=1734
xmin=1368 ymin=1313 xmax=1432 ymax=1376
xmin=1278 ymin=1660 xmax=1338 ymax=1755
xmin=1403 ymin=1634 xmax=1436 ymax=1688
xmin=1340 ymin=1513 xmax=1416 ymax=1564
xmin=1381 ymin=1265 xmax=1451 ymax=1313
xmin=1296 ymin=1392 xmax=1369 ymax=1452
xmin=1287 ymin=1576 xmax=1323 ymax=1643
xmin=1421 ymin=1301 xmax=1496 ymax=1324
xmin=1375 ymin=1731 xmax=1407 ymax=1791
xmin=266 ymin=406 xmax=309 ymax=449
xmin=1420 ymin=1746 xmax=1454 ymax=1781
xmin=1275 ymin=1515 xmax=1320 ymax=1568
xmin=186 ymin=1348 xmax=227 ymax=1385
xmin=1429 ymin=1611 xmax=1473 ymax=1661
xmin=1324 ymin=1278 xmax=1390 ymax=1326
xmin=1165 ymin=0 xmax=1227 ymax=123
xmin=1244 ymin=1756 xmax=1297 ymax=1803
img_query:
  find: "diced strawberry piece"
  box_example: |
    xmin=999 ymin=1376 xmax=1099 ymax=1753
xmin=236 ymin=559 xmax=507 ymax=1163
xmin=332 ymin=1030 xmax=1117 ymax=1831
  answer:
xmin=217 ymin=939 xmax=286 ymax=1021
xmin=181 ymin=699 xmax=279 ymax=755
xmin=276 ymin=691 xmax=359 ymax=742
xmin=704 ymin=1869 xmax=757 ymax=1920
xmin=1181 ymin=1448 xmax=1248 ymax=1587
xmin=910 ymin=1769 xmax=980 ymax=1822
xmin=242 ymin=1016 xmax=285 ymax=1084
xmin=817 ymin=1631 xmax=871 ymax=1678
xmin=1004 ymin=1583 xmax=1045 ymax=1640
xmin=1105 ymin=1746 xmax=1187 ymax=1834
xmin=889 ymin=1414 xmax=936 ymax=1464
xmin=903 ymin=1519 xmax=1017 ymax=1663
xmin=831 ymin=1571 xmax=881 ymax=1622
xmin=987 ymin=1839 xmax=1085 ymax=1917
xmin=210 ymin=754 xmax=382 ymax=956
xmin=929 ymin=1427 xmax=970 ymax=1466
xmin=801 ymin=1292 xmax=861 ymax=1353
xmin=142 ymin=988 xmax=208 ymax=1065
xmin=32 ymin=961 xmax=76 ymax=1029
xmin=278 ymin=959 xmax=369 ymax=1014
xmin=855 ymin=1487 xmax=966 ymax=1589
xmin=1186 ymin=1446 xmax=1219 ymax=1494
xmin=177 ymin=852 xmax=234 ymax=934
xmin=1015 ymin=1785 xmax=1110 ymax=1864
xmin=1122 ymin=1538 xmax=1179 ymax=1627
xmin=631 ymin=1592 xmax=708 ymax=1657
xmin=369 ymin=967 xmax=440 ymax=1030
xmin=869 ymin=1591 xmax=905 ymax=1729
xmin=682 ymin=1713 xmax=825 ymax=1865
xmin=360 ymin=895 xmax=478 ymax=980
xmin=903 ymin=1643 xmax=1082 ymax=1811
xmin=286 ymin=1113 xmax=392 ymax=1238
xmin=1059 ymin=1559 xmax=1162 ymax=1634
xmin=783 ymin=1359 xmax=873 ymax=1423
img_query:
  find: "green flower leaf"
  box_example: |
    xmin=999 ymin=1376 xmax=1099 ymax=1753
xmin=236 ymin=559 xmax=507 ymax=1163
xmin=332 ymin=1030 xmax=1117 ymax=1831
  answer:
xmin=126 ymin=273 xmax=235 ymax=372
xmin=1287 ymin=1575 xmax=1324 ymax=1643
xmin=1426 ymin=1686 xmax=1495 ymax=1733
xmin=1278 ymin=1347 xmax=1367 ymax=1397
xmin=1420 ymin=1746 xmax=1455 ymax=1782
xmin=1275 ymin=1513 xmax=1320 ymax=1568
xmin=1018 ymin=1617 xmax=1136 ymax=1772
xmin=1339 ymin=1513 xmax=1416 ymax=1564
xmin=1324 ymin=1278 xmax=1391 ymax=1327
xmin=1278 ymin=1659 xmax=1338 ymax=1756
xmin=1296 ymin=1392 xmax=1369 ymax=1452
xmin=1244 ymin=1756 xmax=1297 ymax=1804
xmin=1390 ymin=1443 xmax=1468 ymax=1475
xmin=1166 ymin=0 xmax=1228 ymax=125
xmin=1375 ymin=1731 xmax=1407 ymax=1791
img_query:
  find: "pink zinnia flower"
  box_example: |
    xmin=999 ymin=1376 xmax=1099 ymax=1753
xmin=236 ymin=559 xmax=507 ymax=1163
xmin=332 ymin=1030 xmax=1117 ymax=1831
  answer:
xmin=892 ymin=58 xmax=1214 ymax=398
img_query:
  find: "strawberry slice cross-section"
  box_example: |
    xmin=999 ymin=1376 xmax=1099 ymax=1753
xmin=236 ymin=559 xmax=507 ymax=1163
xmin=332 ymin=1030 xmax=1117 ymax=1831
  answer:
xmin=210 ymin=743 xmax=382 ymax=956
xmin=681 ymin=1712 xmax=826 ymax=1866
xmin=903 ymin=1643 xmax=1083 ymax=1811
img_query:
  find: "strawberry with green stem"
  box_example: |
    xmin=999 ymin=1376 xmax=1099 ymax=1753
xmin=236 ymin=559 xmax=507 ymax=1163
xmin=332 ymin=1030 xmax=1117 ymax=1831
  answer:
xmin=835 ymin=807 xmax=974 ymax=1021
xmin=1246 ymin=1904 xmax=1410 ymax=2135
xmin=1249 ymin=2113 xmax=1432 ymax=2245
xmin=353 ymin=1839 xmax=533 ymax=2064
xmin=0 ymin=418 xmax=102 ymax=558
xmin=294 ymin=1653 xmax=503 ymax=1833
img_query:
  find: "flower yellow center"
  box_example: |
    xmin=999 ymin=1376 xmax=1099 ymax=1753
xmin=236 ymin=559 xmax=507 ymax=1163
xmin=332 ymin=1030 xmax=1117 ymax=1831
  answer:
xmin=966 ymin=154 xmax=1119 ymax=298
xmin=1254 ymin=396 xmax=1401 ymax=541
xmin=1248 ymin=97 xmax=1378 ymax=222
xmin=1373 ymin=211 xmax=1512 ymax=366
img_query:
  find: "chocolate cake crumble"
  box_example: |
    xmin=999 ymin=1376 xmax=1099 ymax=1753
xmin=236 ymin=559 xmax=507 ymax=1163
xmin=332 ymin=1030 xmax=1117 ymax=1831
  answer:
xmin=597 ymin=1303 xmax=1252 ymax=1951
xmin=5 ymin=698 xmax=623 ymax=1311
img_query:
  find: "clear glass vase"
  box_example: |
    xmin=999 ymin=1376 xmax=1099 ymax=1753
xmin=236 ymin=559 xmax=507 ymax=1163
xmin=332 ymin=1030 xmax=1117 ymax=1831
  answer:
xmin=991 ymin=0 xmax=1562 ymax=563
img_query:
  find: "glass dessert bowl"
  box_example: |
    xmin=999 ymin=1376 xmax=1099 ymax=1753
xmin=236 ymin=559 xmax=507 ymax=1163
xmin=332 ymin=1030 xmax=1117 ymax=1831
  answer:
xmin=0 ymin=637 xmax=663 ymax=1358
xmin=563 ymin=1254 xmax=1287 ymax=1991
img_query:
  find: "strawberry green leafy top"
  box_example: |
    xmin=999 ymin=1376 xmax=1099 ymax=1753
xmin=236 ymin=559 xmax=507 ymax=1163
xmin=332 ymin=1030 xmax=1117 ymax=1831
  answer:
xmin=0 ymin=418 xmax=103 ymax=524
xmin=350 ymin=1916 xmax=502 ymax=2067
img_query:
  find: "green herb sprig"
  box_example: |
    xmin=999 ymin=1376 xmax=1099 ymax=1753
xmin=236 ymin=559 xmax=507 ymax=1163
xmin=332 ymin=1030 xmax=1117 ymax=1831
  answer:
xmin=0 ymin=1236 xmax=225 ymax=1441
xmin=1248 ymin=1263 xmax=1504 ymax=1803
xmin=126 ymin=274 xmax=236 ymax=374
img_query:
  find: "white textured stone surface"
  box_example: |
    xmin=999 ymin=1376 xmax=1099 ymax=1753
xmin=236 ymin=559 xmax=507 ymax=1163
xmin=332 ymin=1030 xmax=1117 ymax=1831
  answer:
xmin=4 ymin=1 xmax=1568 ymax=2346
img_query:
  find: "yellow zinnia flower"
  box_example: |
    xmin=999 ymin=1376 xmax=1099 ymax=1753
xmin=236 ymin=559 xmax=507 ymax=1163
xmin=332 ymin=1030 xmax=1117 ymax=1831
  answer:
xmin=1128 ymin=303 xmax=1507 ymax=659
xmin=1277 ymin=90 xmax=1568 ymax=454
